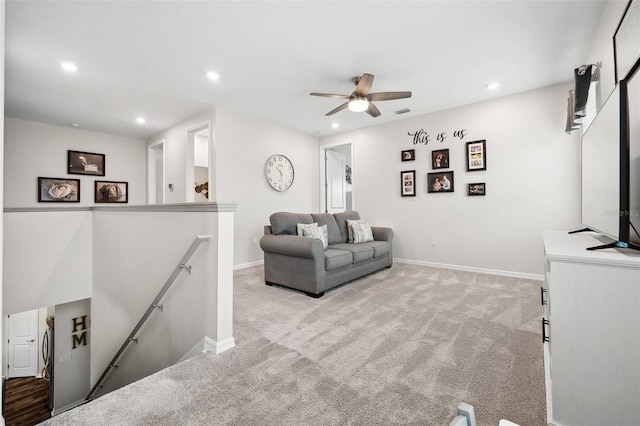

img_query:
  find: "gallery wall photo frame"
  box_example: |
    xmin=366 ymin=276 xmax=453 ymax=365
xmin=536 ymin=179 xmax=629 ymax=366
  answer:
xmin=466 ymin=140 xmax=486 ymax=171
xmin=614 ymin=0 xmax=640 ymax=83
xmin=427 ymin=171 xmax=454 ymax=193
xmin=401 ymin=170 xmax=416 ymax=197
xmin=431 ymin=148 xmax=450 ymax=169
xmin=401 ymin=149 xmax=416 ymax=161
xmin=38 ymin=177 xmax=80 ymax=202
xmin=68 ymin=150 xmax=105 ymax=176
xmin=95 ymin=180 xmax=128 ymax=203
xmin=468 ymin=182 xmax=486 ymax=196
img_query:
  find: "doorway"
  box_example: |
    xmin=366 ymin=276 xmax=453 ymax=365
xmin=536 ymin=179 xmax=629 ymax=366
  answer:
xmin=148 ymin=141 xmax=165 ymax=204
xmin=186 ymin=124 xmax=213 ymax=203
xmin=320 ymin=142 xmax=353 ymax=213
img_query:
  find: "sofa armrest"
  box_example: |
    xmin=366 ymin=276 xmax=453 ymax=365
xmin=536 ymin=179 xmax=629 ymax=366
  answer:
xmin=371 ymin=227 xmax=393 ymax=242
xmin=260 ymin=234 xmax=325 ymax=259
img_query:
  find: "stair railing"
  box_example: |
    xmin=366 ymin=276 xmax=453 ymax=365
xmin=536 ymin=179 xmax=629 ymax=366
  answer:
xmin=86 ymin=234 xmax=210 ymax=401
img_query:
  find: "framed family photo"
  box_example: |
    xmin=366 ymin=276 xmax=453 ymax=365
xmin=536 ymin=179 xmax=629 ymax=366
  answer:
xmin=401 ymin=149 xmax=416 ymax=162
xmin=95 ymin=180 xmax=128 ymax=203
xmin=466 ymin=140 xmax=486 ymax=171
xmin=68 ymin=150 xmax=105 ymax=176
xmin=468 ymin=182 xmax=486 ymax=196
xmin=427 ymin=171 xmax=454 ymax=193
xmin=431 ymin=149 xmax=449 ymax=169
xmin=401 ymin=170 xmax=416 ymax=197
xmin=38 ymin=177 xmax=80 ymax=202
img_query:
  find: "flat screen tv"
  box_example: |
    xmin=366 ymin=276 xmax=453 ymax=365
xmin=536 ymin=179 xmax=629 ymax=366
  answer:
xmin=579 ymin=71 xmax=640 ymax=251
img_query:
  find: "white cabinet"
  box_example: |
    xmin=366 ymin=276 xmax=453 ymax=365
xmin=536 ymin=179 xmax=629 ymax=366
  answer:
xmin=543 ymin=231 xmax=640 ymax=426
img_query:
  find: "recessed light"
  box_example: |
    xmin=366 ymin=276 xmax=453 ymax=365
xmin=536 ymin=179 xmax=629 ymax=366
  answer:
xmin=60 ymin=62 xmax=78 ymax=72
xmin=207 ymin=71 xmax=220 ymax=81
xmin=70 ymin=123 xmax=80 ymax=128
xmin=331 ymin=123 xmax=339 ymax=129
xmin=136 ymin=117 xmax=146 ymax=124
xmin=485 ymin=82 xmax=500 ymax=90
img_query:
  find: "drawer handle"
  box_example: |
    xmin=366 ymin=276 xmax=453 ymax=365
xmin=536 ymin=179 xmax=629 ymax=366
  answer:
xmin=540 ymin=287 xmax=547 ymax=306
xmin=542 ymin=318 xmax=550 ymax=343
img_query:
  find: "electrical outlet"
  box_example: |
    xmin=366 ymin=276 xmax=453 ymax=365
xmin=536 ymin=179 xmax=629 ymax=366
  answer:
xmin=252 ymin=237 xmax=258 ymax=245
xmin=60 ymin=353 xmax=72 ymax=362
xmin=430 ymin=236 xmax=437 ymax=245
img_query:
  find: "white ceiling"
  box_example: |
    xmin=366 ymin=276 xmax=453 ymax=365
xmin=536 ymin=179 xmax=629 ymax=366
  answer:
xmin=4 ymin=1 xmax=607 ymax=140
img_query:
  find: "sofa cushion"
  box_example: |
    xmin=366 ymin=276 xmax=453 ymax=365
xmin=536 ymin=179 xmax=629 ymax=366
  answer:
xmin=324 ymin=248 xmax=353 ymax=270
xmin=270 ymin=212 xmax=314 ymax=235
xmin=357 ymin=241 xmax=390 ymax=258
xmin=346 ymin=219 xmax=366 ymax=243
xmin=311 ymin=213 xmax=343 ymax=245
xmin=328 ymin=243 xmax=374 ymax=263
xmin=302 ymin=224 xmax=328 ymax=249
xmin=333 ymin=211 xmax=361 ymax=243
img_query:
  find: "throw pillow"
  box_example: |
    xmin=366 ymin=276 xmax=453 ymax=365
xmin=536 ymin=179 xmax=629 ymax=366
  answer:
xmin=352 ymin=223 xmax=374 ymax=244
xmin=297 ymin=222 xmax=318 ymax=236
xmin=302 ymin=224 xmax=328 ymax=249
xmin=346 ymin=219 xmax=366 ymax=243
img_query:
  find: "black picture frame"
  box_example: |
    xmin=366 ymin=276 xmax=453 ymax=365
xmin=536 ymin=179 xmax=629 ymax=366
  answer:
xmin=431 ymin=149 xmax=450 ymax=169
xmin=468 ymin=182 xmax=486 ymax=196
xmin=38 ymin=177 xmax=80 ymax=202
xmin=466 ymin=140 xmax=486 ymax=172
xmin=427 ymin=171 xmax=454 ymax=193
xmin=614 ymin=0 xmax=640 ymax=83
xmin=95 ymin=180 xmax=128 ymax=203
xmin=68 ymin=150 xmax=105 ymax=176
xmin=401 ymin=149 xmax=416 ymax=162
xmin=401 ymin=170 xmax=416 ymax=197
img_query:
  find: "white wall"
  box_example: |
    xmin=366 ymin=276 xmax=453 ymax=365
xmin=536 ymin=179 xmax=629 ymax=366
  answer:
xmin=4 ymin=210 xmax=93 ymax=315
xmin=321 ymin=83 xmax=581 ymax=277
xmin=4 ymin=118 xmax=146 ymax=207
xmin=1 ymin=1 xmax=5 ymax=418
xmin=214 ymin=107 xmax=319 ymax=267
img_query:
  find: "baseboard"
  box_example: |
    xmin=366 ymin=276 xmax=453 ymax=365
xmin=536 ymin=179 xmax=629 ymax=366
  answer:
xmin=52 ymin=398 xmax=87 ymax=416
xmin=178 ymin=336 xmax=236 ymax=364
xmin=233 ymin=260 xmax=263 ymax=270
xmin=394 ymin=258 xmax=544 ymax=281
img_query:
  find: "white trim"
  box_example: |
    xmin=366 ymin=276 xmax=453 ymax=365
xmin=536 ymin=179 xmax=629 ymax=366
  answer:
xmin=52 ymin=398 xmax=87 ymax=416
xmin=147 ymin=139 xmax=165 ymax=205
xmin=319 ymin=139 xmax=354 ymax=213
xmin=205 ymin=336 xmax=235 ymax=354
xmin=233 ymin=260 xmax=263 ymax=270
xmin=394 ymin=258 xmax=544 ymax=281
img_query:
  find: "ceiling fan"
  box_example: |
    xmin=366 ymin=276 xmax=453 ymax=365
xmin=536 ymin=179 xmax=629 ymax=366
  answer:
xmin=310 ymin=73 xmax=412 ymax=117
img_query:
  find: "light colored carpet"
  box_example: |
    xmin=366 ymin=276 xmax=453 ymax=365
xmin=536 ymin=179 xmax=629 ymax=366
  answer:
xmin=42 ymin=263 xmax=546 ymax=425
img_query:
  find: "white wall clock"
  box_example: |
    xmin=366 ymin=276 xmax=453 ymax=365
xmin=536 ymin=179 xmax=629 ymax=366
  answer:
xmin=264 ymin=154 xmax=294 ymax=192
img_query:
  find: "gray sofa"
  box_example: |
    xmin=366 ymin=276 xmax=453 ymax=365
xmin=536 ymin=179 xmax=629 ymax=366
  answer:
xmin=260 ymin=211 xmax=393 ymax=297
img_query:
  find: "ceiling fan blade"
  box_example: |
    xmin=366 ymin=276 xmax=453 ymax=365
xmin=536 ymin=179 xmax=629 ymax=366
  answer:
xmin=325 ymin=102 xmax=349 ymax=116
xmin=354 ymin=73 xmax=374 ymax=97
xmin=310 ymin=92 xmax=350 ymax=99
xmin=366 ymin=102 xmax=381 ymax=117
xmin=368 ymin=91 xmax=412 ymax=102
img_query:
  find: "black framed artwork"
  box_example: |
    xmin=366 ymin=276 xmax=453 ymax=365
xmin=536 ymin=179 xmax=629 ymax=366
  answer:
xmin=614 ymin=0 xmax=640 ymax=83
xmin=401 ymin=149 xmax=416 ymax=161
xmin=466 ymin=140 xmax=486 ymax=172
xmin=427 ymin=171 xmax=454 ymax=193
xmin=38 ymin=177 xmax=80 ymax=202
xmin=95 ymin=180 xmax=128 ymax=203
xmin=431 ymin=149 xmax=450 ymax=169
xmin=68 ymin=150 xmax=105 ymax=176
xmin=468 ymin=183 xmax=486 ymax=196
xmin=401 ymin=170 xmax=416 ymax=197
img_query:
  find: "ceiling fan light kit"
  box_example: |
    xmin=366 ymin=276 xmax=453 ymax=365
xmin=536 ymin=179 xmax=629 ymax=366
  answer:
xmin=348 ymin=97 xmax=369 ymax=112
xmin=310 ymin=73 xmax=411 ymax=118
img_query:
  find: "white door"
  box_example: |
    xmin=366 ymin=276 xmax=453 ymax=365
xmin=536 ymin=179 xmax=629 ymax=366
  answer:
xmin=326 ymin=150 xmax=346 ymax=213
xmin=8 ymin=310 xmax=38 ymax=378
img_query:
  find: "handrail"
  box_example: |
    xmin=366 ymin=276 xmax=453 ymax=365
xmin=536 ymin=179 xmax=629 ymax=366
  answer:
xmin=86 ymin=235 xmax=210 ymax=401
